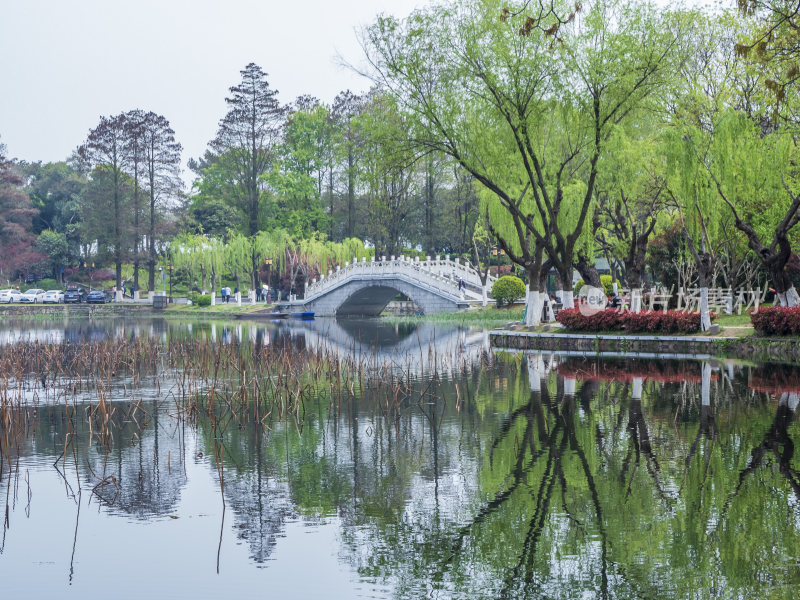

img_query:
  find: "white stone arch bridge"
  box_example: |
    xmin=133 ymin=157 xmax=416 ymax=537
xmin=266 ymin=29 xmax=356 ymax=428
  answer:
xmin=290 ymin=255 xmax=497 ymax=317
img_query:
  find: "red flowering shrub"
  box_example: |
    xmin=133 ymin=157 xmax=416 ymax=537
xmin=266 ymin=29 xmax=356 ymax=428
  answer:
xmin=556 ymin=309 xmax=714 ymax=334
xmin=750 ymin=306 xmax=800 ymax=336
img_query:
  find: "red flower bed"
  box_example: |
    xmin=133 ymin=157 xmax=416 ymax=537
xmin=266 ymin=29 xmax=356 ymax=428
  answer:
xmin=749 ymin=306 xmax=800 ymax=336
xmin=557 ymin=358 xmax=714 ymax=383
xmin=749 ymin=363 xmax=800 ymax=393
xmin=556 ymin=308 xmax=714 ymax=334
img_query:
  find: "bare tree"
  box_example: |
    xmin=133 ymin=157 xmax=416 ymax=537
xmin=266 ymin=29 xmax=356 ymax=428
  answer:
xmin=332 ymin=90 xmax=365 ymax=240
xmin=123 ymin=110 xmax=147 ymax=291
xmin=79 ymin=114 xmax=128 ymax=289
xmin=141 ymin=112 xmax=182 ymax=293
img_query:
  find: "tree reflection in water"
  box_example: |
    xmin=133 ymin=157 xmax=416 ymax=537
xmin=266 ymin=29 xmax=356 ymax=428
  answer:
xmin=2 ymin=327 xmax=800 ymax=598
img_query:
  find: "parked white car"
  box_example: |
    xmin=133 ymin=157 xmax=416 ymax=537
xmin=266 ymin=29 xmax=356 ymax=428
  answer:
xmin=19 ymin=288 xmax=46 ymax=303
xmin=0 ymin=288 xmax=23 ymax=303
xmin=42 ymin=290 xmax=65 ymax=304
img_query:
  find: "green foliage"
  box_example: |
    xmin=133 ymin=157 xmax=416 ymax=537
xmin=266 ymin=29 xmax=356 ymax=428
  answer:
xmin=367 ymin=0 xmax=685 ymax=289
xmin=37 ymin=278 xmax=60 ymax=290
xmin=491 ymin=275 xmax=526 ymax=306
xmin=80 ymin=165 xmax=134 ymax=266
xmin=354 ymin=92 xmax=423 ymax=257
xmin=190 ymin=199 xmax=241 ymax=238
xmin=600 ymin=274 xmax=613 ymax=296
xmin=193 ymin=293 xmax=212 ymax=307
xmin=269 ymin=104 xmax=332 ymax=238
xmin=36 ymin=229 xmax=69 ymax=278
xmin=23 ymin=161 xmax=85 ymax=242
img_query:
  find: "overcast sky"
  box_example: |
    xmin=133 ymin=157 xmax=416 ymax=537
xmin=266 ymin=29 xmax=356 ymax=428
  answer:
xmin=0 ymin=0 xmax=424 ymax=176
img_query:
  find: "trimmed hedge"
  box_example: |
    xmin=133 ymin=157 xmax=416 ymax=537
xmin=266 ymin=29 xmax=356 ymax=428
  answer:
xmin=190 ymin=292 xmax=212 ymax=307
xmin=196 ymin=294 xmax=212 ymax=307
xmin=750 ymin=306 xmax=800 ymax=336
xmin=556 ymin=308 xmax=715 ymax=334
xmin=491 ymin=276 xmax=526 ymax=307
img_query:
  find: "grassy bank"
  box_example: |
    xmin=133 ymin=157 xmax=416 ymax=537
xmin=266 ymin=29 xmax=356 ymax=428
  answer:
xmin=384 ymin=306 xmax=524 ymax=326
xmin=163 ymin=303 xmax=266 ymax=318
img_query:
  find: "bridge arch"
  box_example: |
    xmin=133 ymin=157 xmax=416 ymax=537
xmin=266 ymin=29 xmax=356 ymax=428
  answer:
xmin=292 ymin=258 xmax=483 ymax=316
xmin=297 ymin=275 xmax=469 ymax=317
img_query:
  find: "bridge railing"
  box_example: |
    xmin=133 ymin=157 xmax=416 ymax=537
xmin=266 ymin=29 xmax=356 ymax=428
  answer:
xmin=418 ymin=256 xmax=496 ymax=291
xmin=306 ymin=255 xmax=496 ymax=300
xmin=305 ymin=256 xmax=469 ymax=300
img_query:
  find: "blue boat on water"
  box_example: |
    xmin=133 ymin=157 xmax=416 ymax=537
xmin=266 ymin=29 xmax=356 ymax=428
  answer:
xmin=290 ymin=312 xmax=315 ymax=320
xmin=235 ymin=309 xmax=315 ymax=321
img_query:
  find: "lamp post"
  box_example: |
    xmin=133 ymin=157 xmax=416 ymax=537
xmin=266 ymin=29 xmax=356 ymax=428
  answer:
xmin=159 ymin=266 xmax=165 ymax=296
xmin=264 ymin=257 xmax=272 ymax=302
xmin=167 ymin=264 xmax=174 ymax=301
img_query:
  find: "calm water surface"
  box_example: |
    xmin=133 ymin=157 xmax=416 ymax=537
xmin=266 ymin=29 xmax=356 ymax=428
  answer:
xmin=0 ymin=316 xmax=799 ymax=599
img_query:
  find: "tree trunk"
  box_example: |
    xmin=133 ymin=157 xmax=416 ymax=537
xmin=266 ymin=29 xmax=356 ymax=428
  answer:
xmin=523 ymin=257 xmax=545 ymax=327
xmin=347 ymin=146 xmax=355 ymax=238
xmin=524 ymin=286 xmax=543 ymax=327
xmin=625 ymin=251 xmax=647 ymax=314
xmin=148 ymin=187 xmax=156 ymax=293
xmin=630 ymin=289 xmax=643 ymax=313
xmin=557 ymin=265 xmax=575 ymax=309
xmin=539 ymin=260 xmax=555 ymax=322
xmin=575 ymin=252 xmax=601 ymax=288
xmin=768 ymin=260 xmax=799 ymax=307
xmin=697 ymin=253 xmax=714 ymax=331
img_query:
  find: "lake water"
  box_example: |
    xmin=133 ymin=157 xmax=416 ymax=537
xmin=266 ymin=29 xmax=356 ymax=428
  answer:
xmin=0 ymin=316 xmax=799 ymax=599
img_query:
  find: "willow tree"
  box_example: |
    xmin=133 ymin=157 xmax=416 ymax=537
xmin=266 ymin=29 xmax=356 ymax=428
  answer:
xmin=329 ymin=237 xmax=372 ymax=266
xmin=170 ymin=233 xmax=205 ymax=290
xmin=298 ymin=234 xmax=333 ymax=292
xmin=363 ymin=0 xmax=685 ymax=313
xmin=170 ymin=233 xmax=224 ymax=294
xmin=595 ymin=124 xmax=667 ymax=311
xmin=252 ymin=228 xmax=294 ymax=292
xmin=710 ymin=111 xmax=800 ymax=306
xmin=225 ymin=233 xmax=255 ymax=292
xmin=664 ymin=131 xmax=723 ymax=331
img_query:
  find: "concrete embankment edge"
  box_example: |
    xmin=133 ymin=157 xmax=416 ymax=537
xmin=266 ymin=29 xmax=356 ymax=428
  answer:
xmin=489 ymin=330 xmax=800 ymax=363
xmin=0 ymin=304 xmax=162 ymax=318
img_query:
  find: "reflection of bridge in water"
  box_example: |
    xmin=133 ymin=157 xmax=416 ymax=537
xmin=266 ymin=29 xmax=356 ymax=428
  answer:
xmin=291 ymin=256 xmax=496 ymax=316
xmin=273 ymin=318 xmax=491 ymax=377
